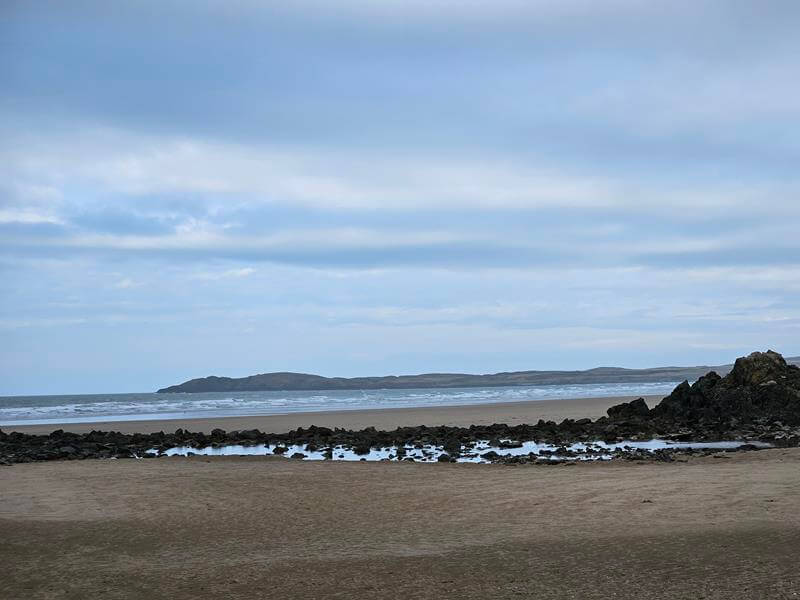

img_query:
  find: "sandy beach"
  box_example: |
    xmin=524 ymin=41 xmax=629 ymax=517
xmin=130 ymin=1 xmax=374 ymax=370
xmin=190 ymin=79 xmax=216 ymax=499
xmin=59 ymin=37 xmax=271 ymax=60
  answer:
xmin=4 ymin=387 xmax=800 ymax=598
xmin=5 ymin=394 xmax=663 ymax=435
xmin=2 ymin=448 xmax=799 ymax=599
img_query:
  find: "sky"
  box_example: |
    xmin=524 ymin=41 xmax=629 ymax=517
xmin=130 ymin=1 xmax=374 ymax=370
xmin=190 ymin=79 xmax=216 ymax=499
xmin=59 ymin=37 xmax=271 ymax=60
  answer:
xmin=1 ymin=0 xmax=799 ymax=395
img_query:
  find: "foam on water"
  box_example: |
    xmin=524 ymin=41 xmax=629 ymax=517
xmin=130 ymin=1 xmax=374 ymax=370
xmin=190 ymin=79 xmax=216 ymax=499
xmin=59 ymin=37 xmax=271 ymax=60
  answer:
xmin=0 ymin=381 xmax=680 ymax=426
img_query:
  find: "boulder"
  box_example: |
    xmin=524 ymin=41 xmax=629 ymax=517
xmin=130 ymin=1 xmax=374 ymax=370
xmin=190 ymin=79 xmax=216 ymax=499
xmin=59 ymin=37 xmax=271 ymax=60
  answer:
xmin=353 ymin=442 xmax=372 ymax=455
xmin=729 ymin=350 xmax=788 ymax=386
xmin=607 ymin=397 xmax=650 ymax=420
xmin=443 ymin=439 xmax=462 ymax=456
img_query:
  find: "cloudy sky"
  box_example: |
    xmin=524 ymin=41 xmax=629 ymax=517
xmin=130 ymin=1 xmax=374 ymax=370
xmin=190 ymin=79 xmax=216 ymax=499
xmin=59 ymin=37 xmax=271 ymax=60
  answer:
xmin=2 ymin=1 xmax=799 ymax=394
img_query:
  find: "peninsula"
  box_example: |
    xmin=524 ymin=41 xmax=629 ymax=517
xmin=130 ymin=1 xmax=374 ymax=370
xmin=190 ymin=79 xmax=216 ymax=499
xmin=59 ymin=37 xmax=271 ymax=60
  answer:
xmin=157 ymin=356 xmax=800 ymax=393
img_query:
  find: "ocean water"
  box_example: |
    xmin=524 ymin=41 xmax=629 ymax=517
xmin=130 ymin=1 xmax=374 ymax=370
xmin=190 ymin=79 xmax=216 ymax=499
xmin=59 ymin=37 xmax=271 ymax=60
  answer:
xmin=0 ymin=381 xmax=681 ymax=426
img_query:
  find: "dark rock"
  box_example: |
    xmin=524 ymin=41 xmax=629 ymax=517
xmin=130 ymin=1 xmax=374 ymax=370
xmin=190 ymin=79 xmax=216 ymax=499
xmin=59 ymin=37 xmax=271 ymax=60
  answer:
xmin=651 ymin=350 xmax=800 ymax=426
xmin=353 ymin=442 xmax=372 ymax=455
xmin=443 ymin=439 xmax=462 ymax=456
xmin=729 ymin=350 xmax=788 ymax=386
xmin=607 ymin=397 xmax=650 ymax=420
xmin=237 ymin=429 xmax=261 ymax=440
xmin=737 ymin=444 xmax=762 ymax=451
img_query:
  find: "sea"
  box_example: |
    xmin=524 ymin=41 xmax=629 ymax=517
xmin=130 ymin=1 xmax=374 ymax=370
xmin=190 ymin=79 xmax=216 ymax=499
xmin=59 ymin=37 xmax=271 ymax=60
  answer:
xmin=0 ymin=381 xmax=681 ymax=427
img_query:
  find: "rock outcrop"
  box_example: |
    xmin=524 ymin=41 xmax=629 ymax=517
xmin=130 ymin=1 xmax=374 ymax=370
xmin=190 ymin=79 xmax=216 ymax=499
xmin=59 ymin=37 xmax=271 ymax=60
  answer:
xmin=606 ymin=397 xmax=650 ymax=420
xmin=608 ymin=350 xmax=800 ymax=427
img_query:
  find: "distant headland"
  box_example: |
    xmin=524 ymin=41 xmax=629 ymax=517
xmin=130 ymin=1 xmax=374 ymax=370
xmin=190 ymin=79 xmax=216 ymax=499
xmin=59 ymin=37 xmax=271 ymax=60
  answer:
xmin=157 ymin=356 xmax=800 ymax=393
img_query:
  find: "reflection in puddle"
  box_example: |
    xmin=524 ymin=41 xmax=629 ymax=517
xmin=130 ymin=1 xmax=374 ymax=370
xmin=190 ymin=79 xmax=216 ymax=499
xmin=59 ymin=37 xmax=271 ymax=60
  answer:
xmin=153 ymin=439 xmax=772 ymax=463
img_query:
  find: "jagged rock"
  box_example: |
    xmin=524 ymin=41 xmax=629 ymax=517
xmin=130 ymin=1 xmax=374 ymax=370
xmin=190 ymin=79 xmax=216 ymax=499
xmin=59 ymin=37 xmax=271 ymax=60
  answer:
xmin=607 ymin=397 xmax=650 ymax=420
xmin=651 ymin=350 xmax=800 ymax=426
xmin=729 ymin=350 xmax=788 ymax=386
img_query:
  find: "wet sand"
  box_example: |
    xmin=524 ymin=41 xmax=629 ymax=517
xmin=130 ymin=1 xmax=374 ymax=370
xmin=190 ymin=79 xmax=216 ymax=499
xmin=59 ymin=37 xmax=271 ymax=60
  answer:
xmin=5 ymin=394 xmax=662 ymax=435
xmin=2 ymin=448 xmax=799 ymax=599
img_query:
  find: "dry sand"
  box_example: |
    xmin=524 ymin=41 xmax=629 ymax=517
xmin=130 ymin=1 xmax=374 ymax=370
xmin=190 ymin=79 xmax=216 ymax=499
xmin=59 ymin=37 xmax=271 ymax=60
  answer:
xmin=2 ymin=448 xmax=799 ymax=599
xmin=5 ymin=394 xmax=662 ymax=435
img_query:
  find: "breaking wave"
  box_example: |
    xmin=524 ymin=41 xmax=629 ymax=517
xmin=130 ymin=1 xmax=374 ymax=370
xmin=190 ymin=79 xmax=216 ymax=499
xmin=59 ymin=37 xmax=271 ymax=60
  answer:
xmin=0 ymin=381 xmax=681 ymax=426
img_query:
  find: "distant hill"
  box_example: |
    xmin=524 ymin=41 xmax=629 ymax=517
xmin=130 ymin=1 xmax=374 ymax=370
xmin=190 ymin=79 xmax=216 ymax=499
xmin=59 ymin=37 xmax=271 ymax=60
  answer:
xmin=157 ymin=356 xmax=800 ymax=393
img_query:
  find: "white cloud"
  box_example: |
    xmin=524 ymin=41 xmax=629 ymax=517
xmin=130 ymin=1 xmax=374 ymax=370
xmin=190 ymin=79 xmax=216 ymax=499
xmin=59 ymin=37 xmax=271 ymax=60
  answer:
xmin=573 ymin=58 xmax=800 ymax=136
xmin=190 ymin=267 xmax=257 ymax=281
xmin=114 ymin=277 xmax=138 ymax=289
xmin=6 ymin=128 xmax=800 ymax=221
xmin=5 ymin=129 xmax=621 ymax=210
xmin=0 ymin=209 xmax=63 ymax=224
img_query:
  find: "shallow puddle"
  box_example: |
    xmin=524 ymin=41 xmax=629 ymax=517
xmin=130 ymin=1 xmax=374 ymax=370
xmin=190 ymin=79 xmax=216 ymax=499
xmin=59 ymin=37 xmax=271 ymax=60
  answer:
xmin=153 ymin=439 xmax=771 ymax=463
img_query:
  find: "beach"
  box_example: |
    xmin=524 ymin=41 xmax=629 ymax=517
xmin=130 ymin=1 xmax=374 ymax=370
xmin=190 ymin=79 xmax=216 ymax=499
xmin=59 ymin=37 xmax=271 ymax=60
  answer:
xmin=4 ymin=394 xmax=662 ymax=435
xmin=2 ymin=448 xmax=799 ymax=599
xmin=4 ymin=387 xmax=800 ymax=599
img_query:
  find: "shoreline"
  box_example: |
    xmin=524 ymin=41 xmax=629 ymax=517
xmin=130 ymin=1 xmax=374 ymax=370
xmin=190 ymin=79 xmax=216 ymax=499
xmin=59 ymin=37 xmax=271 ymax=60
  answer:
xmin=2 ymin=394 xmax=663 ymax=435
